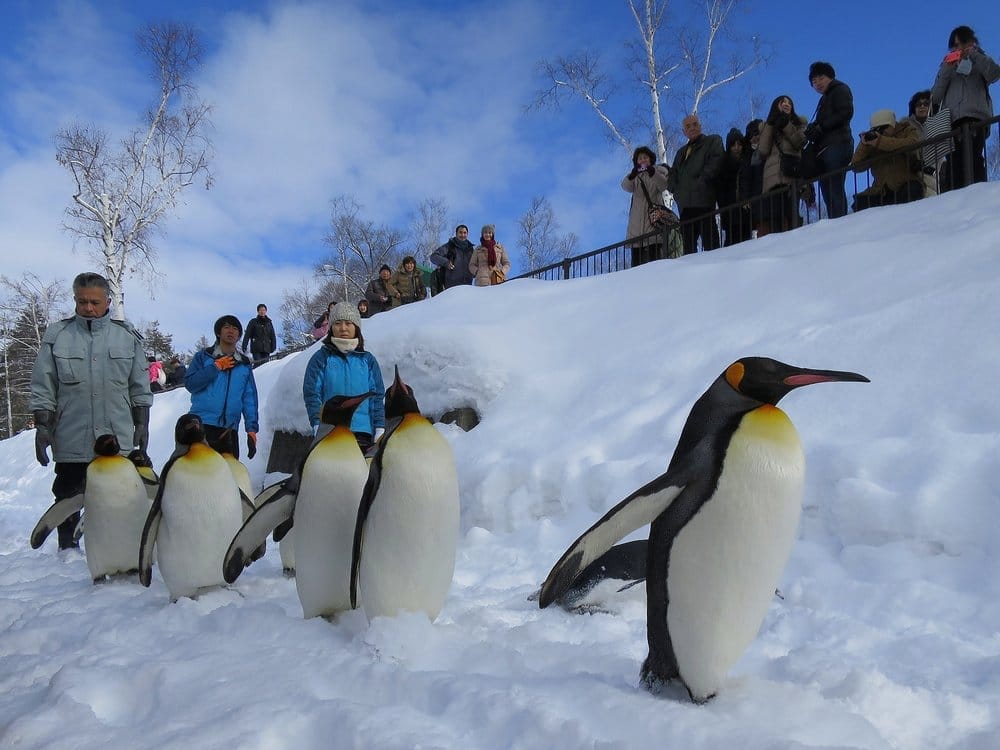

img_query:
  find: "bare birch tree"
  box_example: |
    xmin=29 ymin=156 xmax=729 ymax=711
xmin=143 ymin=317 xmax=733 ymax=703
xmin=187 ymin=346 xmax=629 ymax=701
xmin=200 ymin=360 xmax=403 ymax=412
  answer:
xmin=321 ymin=195 xmax=406 ymax=303
xmin=0 ymin=274 xmax=69 ymax=437
xmin=517 ymin=196 xmax=579 ymax=271
xmin=54 ymin=23 xmax=213 ymax=320
xmin=409 ymin=197 xmax=451 ymax=264
xmin=531 ymin=0 xmax=767 ymax=164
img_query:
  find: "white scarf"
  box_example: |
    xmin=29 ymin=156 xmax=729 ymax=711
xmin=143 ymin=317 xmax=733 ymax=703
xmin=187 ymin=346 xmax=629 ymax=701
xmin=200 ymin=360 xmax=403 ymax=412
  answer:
xmin=331 ymin=337 xmax=359 ymax=353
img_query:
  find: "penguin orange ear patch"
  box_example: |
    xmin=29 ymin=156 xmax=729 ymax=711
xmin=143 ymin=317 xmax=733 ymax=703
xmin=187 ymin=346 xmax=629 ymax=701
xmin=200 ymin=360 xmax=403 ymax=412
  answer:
xmin=725 ymin=361 xmax=745 ymax=390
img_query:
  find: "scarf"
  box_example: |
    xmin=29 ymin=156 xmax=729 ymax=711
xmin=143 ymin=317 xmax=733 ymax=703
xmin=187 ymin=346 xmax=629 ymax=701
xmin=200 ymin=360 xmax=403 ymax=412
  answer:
xmin=482 ymin=238 xmax=497 ymax=267
xmin=330 ymin=337 xmax=359 ymax=353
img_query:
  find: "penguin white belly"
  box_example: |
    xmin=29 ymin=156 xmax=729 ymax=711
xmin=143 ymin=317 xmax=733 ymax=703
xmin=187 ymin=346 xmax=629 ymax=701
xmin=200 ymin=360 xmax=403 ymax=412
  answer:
xmin=157 ymin=450 xmax=244 ymax=600
xmin=359 ymin=424 xmax=460 ymax=621
xmin=84 ymin=458 xmax=152 ymax=580
xmin=294 ymin=435 xmax=368 ymax=618
xmin=666 ymin=405 xmax=805 ymax=701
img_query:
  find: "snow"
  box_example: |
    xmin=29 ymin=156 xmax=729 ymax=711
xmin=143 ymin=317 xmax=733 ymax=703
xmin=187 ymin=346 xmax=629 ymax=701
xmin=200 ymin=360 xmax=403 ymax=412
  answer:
xmin=3 ymin=184 xmax=1000 ymax=748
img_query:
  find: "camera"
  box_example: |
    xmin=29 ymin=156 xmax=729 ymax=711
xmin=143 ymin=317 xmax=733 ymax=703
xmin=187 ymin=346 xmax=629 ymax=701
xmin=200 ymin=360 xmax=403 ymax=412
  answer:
xmin=862 ymin=130 xmax=878 ymax=142
xmin=944 ymin=49 xmax=962 ymax=64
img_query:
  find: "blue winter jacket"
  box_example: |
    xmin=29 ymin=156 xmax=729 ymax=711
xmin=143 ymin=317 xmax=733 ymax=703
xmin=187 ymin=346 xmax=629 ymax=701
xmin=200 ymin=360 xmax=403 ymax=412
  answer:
xmin=302 ymin=342 xmax=385 ymax=434
xmin=185 ymin=347 xmax=260 ymax=432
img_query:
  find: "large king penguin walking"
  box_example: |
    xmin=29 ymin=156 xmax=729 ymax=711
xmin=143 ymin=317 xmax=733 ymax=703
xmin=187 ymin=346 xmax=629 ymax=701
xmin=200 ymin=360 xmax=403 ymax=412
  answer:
xmin=30 ymin=434 xmax=152 ymax=582
xmin=223 ymin=394 xmax=371 ymax=619
xmin=538 ymin=357 xmax=868 ymax=703
xmin=139 ymin=414 xmax=248 ymax=600
xmin=350 ymin=367 xmax=460 ymax=622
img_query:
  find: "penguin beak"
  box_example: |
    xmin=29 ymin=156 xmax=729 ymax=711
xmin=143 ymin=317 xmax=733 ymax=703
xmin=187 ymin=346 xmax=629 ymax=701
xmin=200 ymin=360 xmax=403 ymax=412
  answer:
xmin=783 ymin=368 xmax=870 ymax=388
xmin=390 ymin=365 xmax=413 ymax=396
xmin=341 ymin=392 xmax=374 ymax=410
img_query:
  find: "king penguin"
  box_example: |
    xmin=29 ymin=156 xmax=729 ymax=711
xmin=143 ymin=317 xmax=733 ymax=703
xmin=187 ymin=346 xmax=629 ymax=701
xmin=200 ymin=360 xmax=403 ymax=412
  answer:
xmin=350 ymin=367 xmax=460 ymax=622
xmin=538 ymin=357 xmax=868 ymax=703
xmin=223 ymin=394 xmax=370 ymax=620
xmin=139 ymin=413 xmax=249 ymax=601
xmin=30 ymin=434 xmax=152 ymax=582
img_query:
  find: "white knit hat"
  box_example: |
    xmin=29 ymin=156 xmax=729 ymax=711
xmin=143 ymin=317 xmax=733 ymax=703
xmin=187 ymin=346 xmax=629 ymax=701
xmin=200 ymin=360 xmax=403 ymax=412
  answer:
xmin=329 ymin=301 xmax=361 ymax=328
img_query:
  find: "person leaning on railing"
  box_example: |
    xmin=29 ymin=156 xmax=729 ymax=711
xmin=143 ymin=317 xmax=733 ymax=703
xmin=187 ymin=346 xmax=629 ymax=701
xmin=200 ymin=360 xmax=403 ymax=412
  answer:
xmin=850 ymin=109 xmax=923 ymax=212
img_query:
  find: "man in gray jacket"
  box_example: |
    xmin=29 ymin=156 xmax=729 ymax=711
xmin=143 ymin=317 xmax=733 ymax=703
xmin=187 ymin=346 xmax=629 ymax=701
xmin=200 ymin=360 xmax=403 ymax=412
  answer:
xmin=29 ymin=272 xmax=152 ymax=550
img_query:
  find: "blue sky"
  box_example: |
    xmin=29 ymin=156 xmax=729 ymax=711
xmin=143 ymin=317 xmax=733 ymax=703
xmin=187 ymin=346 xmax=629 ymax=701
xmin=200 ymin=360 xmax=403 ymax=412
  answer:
xmin=1 ymin=0 xmax=997 ymax=347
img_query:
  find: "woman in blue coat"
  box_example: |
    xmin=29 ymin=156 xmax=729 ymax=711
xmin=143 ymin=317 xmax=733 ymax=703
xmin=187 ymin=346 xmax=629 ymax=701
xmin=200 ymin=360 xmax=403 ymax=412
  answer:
xmin=302 ymin=302 xmax=385 ymax=452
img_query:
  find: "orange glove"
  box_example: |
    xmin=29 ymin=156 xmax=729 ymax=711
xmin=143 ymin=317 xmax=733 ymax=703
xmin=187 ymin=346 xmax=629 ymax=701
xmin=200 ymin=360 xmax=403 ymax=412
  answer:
xmin=215 ymin=355 xmax=236 ymax=371
xmin=246 ymin=431 xmax=257 ymax=460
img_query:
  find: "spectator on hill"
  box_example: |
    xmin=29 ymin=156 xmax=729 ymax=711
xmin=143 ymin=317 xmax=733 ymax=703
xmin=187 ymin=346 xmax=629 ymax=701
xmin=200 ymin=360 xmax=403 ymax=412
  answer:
xmin=388 ymin=256 xmax=427 ymax=306
xmin=365 ymin=265 xmax=395 ymax=314
xmin=805 ymin=61 xmax=854 ymax=219
xmin=165 ymin=356 xmax=186 ymax=388
xmin=470 ymin=224 xmax=511 ymax=286
xmin=186 ymin=315 xmax=259 ymax=460
xmin=29 ymin=271 xmax=151 ymax=550
xmin=302 ymin=301 xmax=385 ymax=454
xmin=622 ymin=145 xmax=672 ymax=265
xmin=430 ymin=225 xmax=476 ymax=290
xmin=931 ymin=25 xmax=1000 ymax=192
xmin=242 ymin=304 xmax=277 ymax=365
xmin=744 ymin=119 xmax=765 ymax=236
xmin=850 ymin=109 xmax=923 ymax=212
xmin=148 ymin=355 xmax=167 ymax=393
xmin=311 ymin=307 xmax=331 ymax=341
xmin=357 ymin=299 xmax=371 ymax=319
xmin=905 ymin=90 xmax=944 ymax=198
xmin=715 ymin=129 xmax=753 ymax=246
xmin=668 ymin=114 xmax=724 ymax=253
xmin=757 ymin=95 xmax=808 ymax=234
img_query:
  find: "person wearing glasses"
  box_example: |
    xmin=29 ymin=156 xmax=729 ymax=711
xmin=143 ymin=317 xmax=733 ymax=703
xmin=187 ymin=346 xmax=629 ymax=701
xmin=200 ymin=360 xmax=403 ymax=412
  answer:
xmin=905 ymin=91 xmax=942 ymax=197
xmin=29 ymin=272 xmax=152 ymax=551
xmin=931 ymin=25 xmax=1000 ymax=191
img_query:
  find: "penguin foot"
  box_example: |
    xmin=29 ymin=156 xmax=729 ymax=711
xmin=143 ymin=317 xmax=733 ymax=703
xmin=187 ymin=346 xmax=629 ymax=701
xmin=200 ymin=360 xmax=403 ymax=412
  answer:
xmin=282 ymin=567 xmax=295 ymax=577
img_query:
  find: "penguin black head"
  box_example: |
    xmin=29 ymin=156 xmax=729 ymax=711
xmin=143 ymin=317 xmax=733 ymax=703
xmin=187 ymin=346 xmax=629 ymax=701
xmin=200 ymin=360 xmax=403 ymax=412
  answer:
xmin=320 ymin=392 xmax=374 ymax=427
xmin=174 ymin=413 xmax=206 ymax=446
xmin=93 ymin=433 xmax=121 ymax=457
xmin=723 ymin=357 xmax=869 ymax=405
xmin=385 ymin=365 xmax=420 ymax=418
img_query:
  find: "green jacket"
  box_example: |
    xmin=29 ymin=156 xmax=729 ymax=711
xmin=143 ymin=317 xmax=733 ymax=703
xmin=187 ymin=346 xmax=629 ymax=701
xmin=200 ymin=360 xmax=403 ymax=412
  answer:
xmin=29 ymin=313 xmax=152 ymax=463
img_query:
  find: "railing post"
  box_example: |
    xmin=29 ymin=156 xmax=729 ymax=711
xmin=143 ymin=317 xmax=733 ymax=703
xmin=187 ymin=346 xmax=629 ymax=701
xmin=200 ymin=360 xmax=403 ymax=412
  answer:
xmin=561 ymin=258 xmax=572 ymax=280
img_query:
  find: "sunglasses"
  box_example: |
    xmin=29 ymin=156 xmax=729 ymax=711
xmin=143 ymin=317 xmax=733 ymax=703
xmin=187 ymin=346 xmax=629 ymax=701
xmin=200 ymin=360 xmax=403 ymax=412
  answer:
xmin=915 ymin=101 xmax=931 ymax=107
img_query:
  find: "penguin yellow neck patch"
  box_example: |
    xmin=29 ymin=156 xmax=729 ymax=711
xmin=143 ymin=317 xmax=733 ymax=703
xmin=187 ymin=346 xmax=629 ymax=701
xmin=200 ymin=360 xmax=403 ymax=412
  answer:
xmin=725 ymin=362 xmax=745 ymax=390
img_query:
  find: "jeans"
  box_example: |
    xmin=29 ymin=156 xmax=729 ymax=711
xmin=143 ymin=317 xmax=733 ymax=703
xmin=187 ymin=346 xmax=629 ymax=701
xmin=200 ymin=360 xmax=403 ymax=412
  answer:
xmin=817 ymin=141 xmax=853 ymax=219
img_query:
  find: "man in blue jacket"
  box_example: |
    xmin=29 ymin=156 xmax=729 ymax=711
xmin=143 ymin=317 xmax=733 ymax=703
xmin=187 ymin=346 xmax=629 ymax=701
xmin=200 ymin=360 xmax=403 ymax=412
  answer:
xmin=185 ymin=315 xmax=260 ymax=460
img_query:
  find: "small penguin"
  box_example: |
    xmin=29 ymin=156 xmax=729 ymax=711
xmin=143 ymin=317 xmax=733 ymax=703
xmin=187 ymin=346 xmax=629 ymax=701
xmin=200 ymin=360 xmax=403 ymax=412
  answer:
xmin=224 ymin=394 xmax=370 ymax=620
xmin=530 ymin=540 xmax=648 ymax=612
xmin=350 ymin=367 xmax=460 ymax=622
xmin=139 ymin=413 xmax=248 ymax=601
xmin=31 ymin=434 xmax=152 ymax=582
xmin=538 ymin=357 xmax=868 ymax=703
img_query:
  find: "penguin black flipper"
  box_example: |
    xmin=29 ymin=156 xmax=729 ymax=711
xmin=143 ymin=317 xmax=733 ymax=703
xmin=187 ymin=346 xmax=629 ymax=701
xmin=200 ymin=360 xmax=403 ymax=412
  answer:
xmin=548 ymin=539 xmax=649 ymax=610
xmin=222 ymin=488 xmax=297 ymax=583
xmin=138 ymin=495 xmax=162 ymax=588
xmin=538 ymin=469 xmax=689 ymax=609
xmin=349 ymin=416 xmax=404 ymax=609
xmin=29 ymin=494 xmax=85 ymax=549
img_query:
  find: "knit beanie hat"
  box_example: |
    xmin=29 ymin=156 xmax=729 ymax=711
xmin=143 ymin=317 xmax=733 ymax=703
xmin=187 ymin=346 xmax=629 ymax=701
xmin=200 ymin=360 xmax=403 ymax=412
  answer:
xmin=329 ymin=301 xmax=361 ymax=329
xmin=808 ymin=61 xmax=836 ymax=83
xmin=481 ymin=224 xmax=496 ymax=237
xmin=214 ymin=314 xmax=243 ymax=338
xmin=869 ymin=109 xmax=896 ymax=129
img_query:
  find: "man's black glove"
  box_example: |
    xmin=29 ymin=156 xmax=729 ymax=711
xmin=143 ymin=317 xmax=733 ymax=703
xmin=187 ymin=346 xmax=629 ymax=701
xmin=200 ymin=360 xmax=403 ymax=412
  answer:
xmin=33 ymin=410 xmax=54 ymax=467
xmin=804 ymin=123 xmax=822 ymax=142
xmin=132 ymin=405 xmax=150 ymax=453
xmin=246 ymin=431 xmax=257 ymax=460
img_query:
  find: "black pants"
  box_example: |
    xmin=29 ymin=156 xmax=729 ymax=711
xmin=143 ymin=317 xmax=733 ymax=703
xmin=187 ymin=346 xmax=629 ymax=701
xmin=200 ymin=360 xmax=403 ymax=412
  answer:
xmin=940 ymin=118 xmax=988 ymax=192
xmin=679 ymin=207 xmax=720 ymax=254
xmin=630 ymin=244 xmax=661 ymax=267
xmin=52 ymin=462 xmax=87 ymax=548
xmin=203 ymin=424 xmax=239 ymax=458
xmin=853 ymin=180 xmax=924 ymax=212
xmin=720 ymin=205 xmax=753 ymax=246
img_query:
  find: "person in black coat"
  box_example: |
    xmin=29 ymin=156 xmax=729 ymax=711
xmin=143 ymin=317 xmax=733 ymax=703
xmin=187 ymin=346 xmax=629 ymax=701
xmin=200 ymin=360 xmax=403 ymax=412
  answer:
xmin=430 ymin=226 xmax=476 ymax=290
xmin=716 ymin=128 xmax=753 ymax=246
xmin=667 ymin=114 xmax=724 ymax=254
xmin=805 ymin=61 xmax=854 ymax=219
xmin=242 ymin=304 xmax=277 ymax=365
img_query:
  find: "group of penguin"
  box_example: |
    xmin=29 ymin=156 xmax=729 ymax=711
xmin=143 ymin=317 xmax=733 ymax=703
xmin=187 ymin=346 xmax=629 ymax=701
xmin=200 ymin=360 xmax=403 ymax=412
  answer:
xmin=30 ymin=356 xmax=868 ymax=704
xmin=31 ymin=367 xmax=461 ymax=625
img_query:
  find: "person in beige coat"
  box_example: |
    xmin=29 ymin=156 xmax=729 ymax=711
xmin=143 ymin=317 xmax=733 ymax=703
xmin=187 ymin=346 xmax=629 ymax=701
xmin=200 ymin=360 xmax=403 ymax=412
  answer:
xmin=470 ymin=225 xmax=511 ymax=286
xmin=757 ymin=95 xmax=808 ymax=234
xmin=622 ymin=145 xmax=671 ymax=265
xmin=850 ymin=109 xmax=922 ymax=211
xmin=388 ymin=256 xmax=427 ymax=306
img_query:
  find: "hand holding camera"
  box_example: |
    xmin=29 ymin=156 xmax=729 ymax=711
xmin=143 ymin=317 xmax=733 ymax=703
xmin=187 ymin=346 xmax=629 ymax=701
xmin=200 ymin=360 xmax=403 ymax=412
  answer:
xmin=862 ymin=130 xmax=879 ymax=143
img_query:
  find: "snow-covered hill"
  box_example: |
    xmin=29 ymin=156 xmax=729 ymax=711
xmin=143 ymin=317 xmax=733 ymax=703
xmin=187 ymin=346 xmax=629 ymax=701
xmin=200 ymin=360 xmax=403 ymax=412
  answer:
xmin=3 ymin=184 xmax=1000 ymax=749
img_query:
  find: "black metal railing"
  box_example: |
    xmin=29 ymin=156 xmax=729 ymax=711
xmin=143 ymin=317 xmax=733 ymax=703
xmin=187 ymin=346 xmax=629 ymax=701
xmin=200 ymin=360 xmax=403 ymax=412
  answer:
xmin=513 ymin=115 xmax=999 ymax=281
